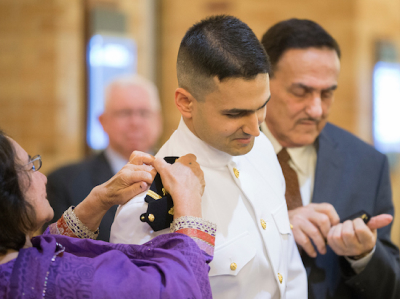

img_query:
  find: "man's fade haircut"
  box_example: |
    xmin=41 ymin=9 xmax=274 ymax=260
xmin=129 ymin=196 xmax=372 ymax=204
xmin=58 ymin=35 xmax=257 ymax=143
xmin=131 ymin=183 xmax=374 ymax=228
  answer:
xmin=261 ymin=18 xmax=341 ymax=77
xmin=177 ymin=15 xmax=270 ymax=101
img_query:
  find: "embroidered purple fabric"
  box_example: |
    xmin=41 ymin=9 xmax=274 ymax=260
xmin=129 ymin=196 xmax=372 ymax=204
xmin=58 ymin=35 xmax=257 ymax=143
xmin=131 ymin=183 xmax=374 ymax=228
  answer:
xmin=0 ymin=233 xmax=213 ymax=298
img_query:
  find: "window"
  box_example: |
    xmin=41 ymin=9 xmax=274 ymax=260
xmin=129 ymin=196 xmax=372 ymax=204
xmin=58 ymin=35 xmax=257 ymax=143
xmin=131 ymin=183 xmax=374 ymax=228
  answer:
xmin=87 ymin=34 xmax=137 ymax=150
xmin=373 ymin=61 xmax=400 ymax=153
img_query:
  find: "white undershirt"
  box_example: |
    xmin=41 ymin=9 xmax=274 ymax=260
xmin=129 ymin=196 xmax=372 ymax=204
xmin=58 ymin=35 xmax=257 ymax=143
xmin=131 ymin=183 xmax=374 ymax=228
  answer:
xmin=260 ymin=122 xmax=374 ymax=274
xmin=104 ymin=147 xmax=128 ymax=175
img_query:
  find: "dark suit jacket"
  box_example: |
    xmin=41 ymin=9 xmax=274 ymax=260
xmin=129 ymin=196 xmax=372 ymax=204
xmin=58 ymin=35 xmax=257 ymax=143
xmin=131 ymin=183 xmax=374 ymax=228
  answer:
xmin=46 ymin=151 xmax=117 ymax=242
xmin=304 ymin=122 xmax=400 ymax=299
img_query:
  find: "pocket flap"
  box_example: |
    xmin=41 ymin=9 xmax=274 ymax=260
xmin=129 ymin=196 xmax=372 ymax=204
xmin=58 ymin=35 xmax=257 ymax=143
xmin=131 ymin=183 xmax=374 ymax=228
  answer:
xmin=209 ymin=231 xmax=256 ymax=277
xmin=272 ymin=203 xmax=291 ymax=235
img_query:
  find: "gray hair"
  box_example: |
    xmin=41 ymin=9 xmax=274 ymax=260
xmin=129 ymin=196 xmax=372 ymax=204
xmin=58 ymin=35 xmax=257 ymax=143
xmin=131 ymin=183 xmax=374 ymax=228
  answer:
xmin=104 ymin=74 xmax=161 ymax=111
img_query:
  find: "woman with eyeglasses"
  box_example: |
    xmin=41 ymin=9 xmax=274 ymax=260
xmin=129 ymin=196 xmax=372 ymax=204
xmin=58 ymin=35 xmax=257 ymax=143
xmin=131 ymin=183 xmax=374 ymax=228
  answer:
xmin=0 ymin=131 xmax=215 ymax=298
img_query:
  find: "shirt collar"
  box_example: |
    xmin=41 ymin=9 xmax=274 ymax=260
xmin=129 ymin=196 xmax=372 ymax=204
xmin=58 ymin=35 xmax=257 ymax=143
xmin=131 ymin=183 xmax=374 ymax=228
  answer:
xmin=260 ymin=122 xmax=316 ymax=176
xmin=175 ymin=118 xmax=233 ymax=168
xmin=104 ymin=147 xmax=128 ymax=175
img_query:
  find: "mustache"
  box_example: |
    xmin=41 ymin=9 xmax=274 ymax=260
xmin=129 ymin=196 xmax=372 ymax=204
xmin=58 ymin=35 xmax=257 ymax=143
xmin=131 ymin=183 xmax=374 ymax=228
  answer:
xmin=296 ymin=117 xmax=320 ymax=124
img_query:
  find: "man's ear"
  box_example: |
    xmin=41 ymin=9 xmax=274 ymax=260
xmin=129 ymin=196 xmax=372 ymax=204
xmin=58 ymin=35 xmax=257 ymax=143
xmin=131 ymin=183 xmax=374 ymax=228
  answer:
xmin=98 ymin=113 xmax=106 ymax=131
xmin=175 ymin=88 xmax=196 ymax=119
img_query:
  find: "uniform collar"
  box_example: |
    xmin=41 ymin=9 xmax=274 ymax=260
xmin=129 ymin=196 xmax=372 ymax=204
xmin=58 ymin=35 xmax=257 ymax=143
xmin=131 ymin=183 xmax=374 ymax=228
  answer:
xmin=176 ymin=118 xmax=233 ymax=168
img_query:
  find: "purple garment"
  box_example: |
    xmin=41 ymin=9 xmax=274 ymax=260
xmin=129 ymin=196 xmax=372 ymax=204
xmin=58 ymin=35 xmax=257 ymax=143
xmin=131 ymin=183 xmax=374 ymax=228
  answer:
xmin=1 ymin=233 xmax=213 ymax=298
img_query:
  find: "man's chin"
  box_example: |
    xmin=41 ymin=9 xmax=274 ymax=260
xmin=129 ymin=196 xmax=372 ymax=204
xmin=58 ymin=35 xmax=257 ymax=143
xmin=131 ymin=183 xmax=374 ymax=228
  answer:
xmin=228 ymin=141 xmax=254 ymax=156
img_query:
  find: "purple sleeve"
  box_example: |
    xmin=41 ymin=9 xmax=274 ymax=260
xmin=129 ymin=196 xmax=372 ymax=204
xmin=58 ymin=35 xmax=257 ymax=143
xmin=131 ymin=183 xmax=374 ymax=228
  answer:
xmin=49 ymin=233 xmax=213 ymax=298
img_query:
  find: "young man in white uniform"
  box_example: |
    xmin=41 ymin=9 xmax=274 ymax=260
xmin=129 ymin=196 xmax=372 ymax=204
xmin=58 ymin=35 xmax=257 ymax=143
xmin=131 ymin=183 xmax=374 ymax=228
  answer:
xmin=111 ymin=15 xmax=307 ymax=298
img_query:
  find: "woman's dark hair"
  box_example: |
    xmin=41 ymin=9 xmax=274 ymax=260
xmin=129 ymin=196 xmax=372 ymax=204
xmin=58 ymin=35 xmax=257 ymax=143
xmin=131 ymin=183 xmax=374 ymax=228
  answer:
xmin=0 ymin=131 xmax=35 ymax=254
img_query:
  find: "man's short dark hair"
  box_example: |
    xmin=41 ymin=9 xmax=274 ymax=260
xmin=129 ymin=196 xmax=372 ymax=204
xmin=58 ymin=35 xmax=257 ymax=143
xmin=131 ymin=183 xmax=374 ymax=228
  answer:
xmin=261 ymin=18 xmax=341 ymax=77
xmin=177 ymin=15 xmax=270 ymax=100
xmin=0 ymin=131 xmax=35 ymax=254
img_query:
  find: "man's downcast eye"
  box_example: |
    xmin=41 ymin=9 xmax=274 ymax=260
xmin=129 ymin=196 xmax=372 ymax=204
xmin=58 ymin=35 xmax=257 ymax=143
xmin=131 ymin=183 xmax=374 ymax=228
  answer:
xmin=226 ymin=113 xmax=242 ymax=118
xmin=322 ymin=91 xmax=334 ymax=99
xmin=291 ymin=88 xmax=307 ymax=97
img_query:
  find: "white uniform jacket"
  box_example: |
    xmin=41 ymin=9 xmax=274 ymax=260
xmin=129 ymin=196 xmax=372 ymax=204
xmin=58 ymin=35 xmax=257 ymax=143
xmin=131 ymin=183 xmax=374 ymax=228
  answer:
xmin=111 ymin=119 xmax=307 ymax=299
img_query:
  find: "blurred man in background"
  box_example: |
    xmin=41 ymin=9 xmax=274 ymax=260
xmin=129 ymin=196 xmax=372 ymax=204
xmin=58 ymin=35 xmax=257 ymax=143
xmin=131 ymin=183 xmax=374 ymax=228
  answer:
xmin=261 ymin=18 xmax=400 ymax=298
xmin=47 ymin=75 xmax=162 ymax=241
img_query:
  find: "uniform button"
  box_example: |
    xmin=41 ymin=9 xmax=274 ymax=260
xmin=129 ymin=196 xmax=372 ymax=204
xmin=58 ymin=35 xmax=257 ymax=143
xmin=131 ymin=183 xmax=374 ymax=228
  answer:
xmin=260 ymin=219 xmax=267 ymax=230
xmin=278 ymin=273 xmax=283 ymax=284
xmin=233 ymin=168 xmax=239 ymax=178
xmin=148 ymin=214 xmax=155 ymax=222
xmin=230 ymin=262 xmax=237 ymax=271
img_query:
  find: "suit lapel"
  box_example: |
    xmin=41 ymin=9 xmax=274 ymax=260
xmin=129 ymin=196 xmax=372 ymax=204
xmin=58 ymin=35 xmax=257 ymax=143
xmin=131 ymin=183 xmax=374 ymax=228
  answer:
xmin=90 ymin=151 xmax=114 ymax=186
xmin=312 ymin=126 xmax=344 ymax=207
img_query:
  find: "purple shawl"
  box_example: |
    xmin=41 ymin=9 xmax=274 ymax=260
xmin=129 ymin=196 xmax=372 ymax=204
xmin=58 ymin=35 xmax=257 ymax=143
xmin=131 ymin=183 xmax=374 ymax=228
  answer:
xmin=2 ymin=233 xmax=212 ymax=298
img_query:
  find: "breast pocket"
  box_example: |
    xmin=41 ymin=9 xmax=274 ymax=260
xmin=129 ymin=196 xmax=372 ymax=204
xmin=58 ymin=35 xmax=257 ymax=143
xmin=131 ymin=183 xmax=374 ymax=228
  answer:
xmin=209 ymin=231 xmax=256 ymax=277
xmin=272 ymin=202 xmax=291 ymax=238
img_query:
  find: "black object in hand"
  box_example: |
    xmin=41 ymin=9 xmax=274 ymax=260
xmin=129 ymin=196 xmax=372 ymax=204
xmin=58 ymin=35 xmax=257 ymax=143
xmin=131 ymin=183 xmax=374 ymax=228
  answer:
xmin=342 ymin=210 xmax=371 ymax=224
xmin=139 ymin=156 xmax=178 ymax=231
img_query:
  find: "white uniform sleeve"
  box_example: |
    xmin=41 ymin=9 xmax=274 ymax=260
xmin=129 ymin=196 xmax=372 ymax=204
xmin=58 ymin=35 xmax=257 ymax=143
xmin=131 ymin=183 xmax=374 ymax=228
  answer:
xmin=110 ymin=191 xmax=168 ymax=244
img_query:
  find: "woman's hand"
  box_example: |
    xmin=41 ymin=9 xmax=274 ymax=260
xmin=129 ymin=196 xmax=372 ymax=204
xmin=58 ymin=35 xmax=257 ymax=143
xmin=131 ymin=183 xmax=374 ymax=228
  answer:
xmin=153 ymin=154 xmax=204 ymax=219
xmin=74 ymin=152 xmax=157 ymax=231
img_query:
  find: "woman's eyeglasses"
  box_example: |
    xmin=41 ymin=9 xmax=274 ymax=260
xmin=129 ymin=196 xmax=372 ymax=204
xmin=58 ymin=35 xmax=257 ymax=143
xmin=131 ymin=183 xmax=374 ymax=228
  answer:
xmin=25 ymin=155 xmax=42 ymax=172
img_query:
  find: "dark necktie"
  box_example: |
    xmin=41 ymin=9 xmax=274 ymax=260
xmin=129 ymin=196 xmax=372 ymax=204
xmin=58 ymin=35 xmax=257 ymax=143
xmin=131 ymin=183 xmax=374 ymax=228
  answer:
xmin=277 ymin=148 xmax=303 ymax=210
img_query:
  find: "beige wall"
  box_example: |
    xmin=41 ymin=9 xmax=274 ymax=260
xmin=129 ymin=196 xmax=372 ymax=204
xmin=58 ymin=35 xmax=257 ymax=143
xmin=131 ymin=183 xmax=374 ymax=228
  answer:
xmin=0 ymin=0 xmax=85 ymax=174
xmin=0 ymin=0 xmax=156 ymax=174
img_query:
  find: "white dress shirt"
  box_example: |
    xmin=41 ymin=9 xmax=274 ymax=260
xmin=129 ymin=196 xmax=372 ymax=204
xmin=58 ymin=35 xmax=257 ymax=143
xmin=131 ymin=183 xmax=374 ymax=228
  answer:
xmin=104 ymin=147 xmax=128 ymax=175
xmin=260 ymin=122 xmax=374 ymax=274
xmin=111 ymin=118 xmax=307 ymax=299
xmin=260 ymin=123 xmax=317 ymax=206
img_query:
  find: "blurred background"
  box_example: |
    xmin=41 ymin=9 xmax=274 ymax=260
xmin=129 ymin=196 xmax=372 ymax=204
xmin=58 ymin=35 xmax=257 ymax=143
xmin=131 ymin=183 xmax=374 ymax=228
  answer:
xmin=1 ymin=0 xmax=399 ymax=244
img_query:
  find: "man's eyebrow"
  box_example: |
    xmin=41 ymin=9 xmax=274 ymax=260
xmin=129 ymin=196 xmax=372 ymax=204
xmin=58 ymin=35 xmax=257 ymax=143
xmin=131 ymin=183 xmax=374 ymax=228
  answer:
xmin=258 ymin=96 xmax=271 ymax=110
xmin=291 ymin=83 xmax=338 ymax=92
xmin=221 ymin=97 xmax=271 ymax=114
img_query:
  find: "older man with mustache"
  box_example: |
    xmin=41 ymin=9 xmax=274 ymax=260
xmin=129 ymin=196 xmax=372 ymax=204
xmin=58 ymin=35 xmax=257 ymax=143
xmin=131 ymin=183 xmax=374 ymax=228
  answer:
xmin=260 ymin=18 xmax=400 ymax=299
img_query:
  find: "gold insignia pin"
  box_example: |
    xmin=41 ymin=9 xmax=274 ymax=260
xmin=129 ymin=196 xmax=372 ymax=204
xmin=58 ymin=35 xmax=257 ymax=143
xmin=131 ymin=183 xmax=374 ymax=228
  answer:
xmin=278 ymin=273 xmax=283 ymax=284
xmin=260 ymin=219 xmax=267 ymax=230
xmin=168 ymin=207 xmax=174 ymax=215
xmin=233 ymin=168 xmax=239 ymax=178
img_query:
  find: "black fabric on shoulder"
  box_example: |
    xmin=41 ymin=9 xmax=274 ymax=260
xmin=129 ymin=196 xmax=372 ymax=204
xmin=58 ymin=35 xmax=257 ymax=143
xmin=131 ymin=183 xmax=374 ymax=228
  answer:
xmin=140 ymin=156 xmax=179 ymax=231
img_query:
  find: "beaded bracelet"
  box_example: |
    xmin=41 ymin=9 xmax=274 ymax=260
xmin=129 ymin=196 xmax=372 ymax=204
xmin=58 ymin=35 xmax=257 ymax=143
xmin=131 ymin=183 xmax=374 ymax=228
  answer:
xmin=170 ymin=216 xmax=216 ymax=237
xmin=171 ymin=216 xmax=216 ymax=255
xmin=63 ymin=206 xmax=99 ymax=240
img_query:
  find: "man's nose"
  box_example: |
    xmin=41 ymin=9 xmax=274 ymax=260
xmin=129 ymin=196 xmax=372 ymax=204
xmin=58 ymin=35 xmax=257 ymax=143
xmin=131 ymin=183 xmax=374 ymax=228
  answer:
xmin=242 ymin=113 xmax=261 ymax=137
xmin=305 ymin=93 xmax=323 ymax=119
xmin=128 ymin=113 xmax=143 ymax=125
